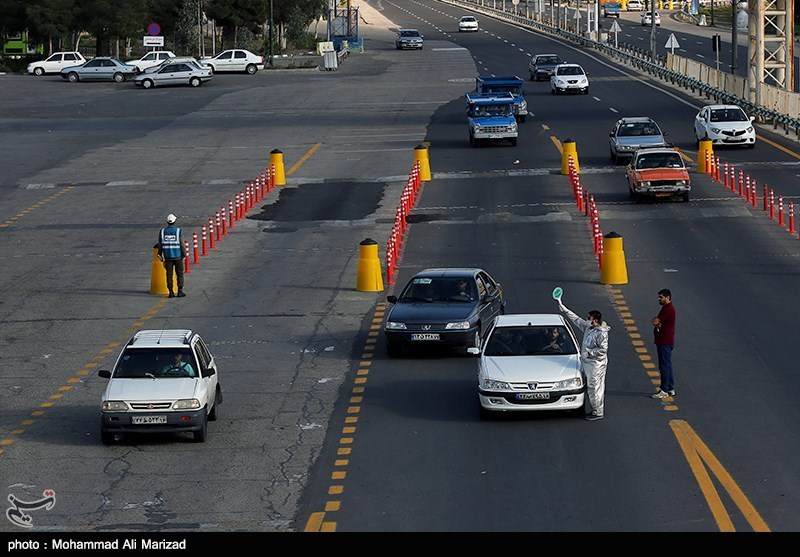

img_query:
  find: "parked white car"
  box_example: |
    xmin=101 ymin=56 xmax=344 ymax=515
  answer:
xmin=27 ymin=52 xmax=87 ymax=75
xmin=201 ymin=49 xmax=264 ymax=74
xmin=126 ymin=50 xmax=176 ymax=73
xmin=693 ymin=104 xmax=756 ymax=148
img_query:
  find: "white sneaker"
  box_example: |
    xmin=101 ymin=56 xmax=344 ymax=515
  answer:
xmin=668 ymin=390 xmax=676 ymax=396
xmin=651 ymin=390 xmax=669 ymax=399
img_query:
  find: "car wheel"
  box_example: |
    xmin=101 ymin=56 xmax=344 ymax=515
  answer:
xmin=746 ymin=143 xmax=755 ymax=149
xmin=479 ymin=405 xmax=496 ymax=420
xmin=34 ymin=67 xmax=44 ymax=76
xmin=246 ymin=64 xmax=257 ymax=74
xmin=112 ymin=72 xmax=125 ymax=83
xmin=206 ymin=65 xmax=216 ymax=73
xmin=189 ymin=76 xmax=201 ymax=87
xmin=520 ymin=115 xmax=526 ymax=123
xmin=529 ymin=73 xmax=534 ymax=81
xmin=682 ymin=192 xmax=690 ymax=202
xmin=67 ymin=72 xmax=79 ymax=83
xmin=510 ymin=137 xmax=517 ymax=146
xmin=142 ymin=79 xmax=154 ymax=89
xmin=584 ymin=88 xmax=589 ymax=95
xmin=208 ymin=388 xmax=221 ymax=421
xmin=193 ymin=412 xmax=208 ymax=442
xmin=100 ymin=430 xmax=115 ymax=445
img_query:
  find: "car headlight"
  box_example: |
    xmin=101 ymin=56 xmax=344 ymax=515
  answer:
xmin=508 ymin=122 xmax=518 ymax=132
xmin=553 ymin=376 xmax=583 ymax=390
xmin=482 ymin=378 xmax=511 ymax=390
xmin=102 ymin=401 xmax=129 ymax=412
xmin=445 ymin=321 xmax=470 ymax=330
xmin=675 ymin=180 xmax=688 ymax=186
xmin=746 ymin=126 xmax=754 ymax=133
xmin=474 ymin=123 xmax=482 ymax=131
xmin=638 ymin=181 xmax=650 ymax=187
xmin=710 ymin=127 xmax=722 ymax=134
xmin=174 ymin=398 xmax=202 ymax=410
xmin=385 ymin=321 xmax=407 ymax=330
xmin=519 ymin=100 xmax=527 ymax=110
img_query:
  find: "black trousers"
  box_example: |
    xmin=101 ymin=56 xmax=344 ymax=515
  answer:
xmin=164 ymin=259 xmax=184 ymax=292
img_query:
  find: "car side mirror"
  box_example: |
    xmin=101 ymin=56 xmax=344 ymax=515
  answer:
xmin=204 ymin=367 xmax=215 ymax=377
xmin=387 ymin=295 xmax=398 ymax=304
xmin=749 ymin=116 xmax=755 ymax=122
xmin=467 ymin=347 xmax=480 ymax=355
xmin=99 ymin=369 xmax=111 ymax=379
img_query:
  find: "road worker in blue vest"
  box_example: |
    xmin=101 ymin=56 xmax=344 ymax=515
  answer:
xmin=157 ymin=213 xmax=187 ymax=298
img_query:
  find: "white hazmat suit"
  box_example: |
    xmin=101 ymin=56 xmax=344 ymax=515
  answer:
xmin=558 ymin=301 xmax=610 ymax=418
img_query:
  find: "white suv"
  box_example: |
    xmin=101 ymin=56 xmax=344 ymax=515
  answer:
xmin=98 ymin=329 xmax=222 ymax=444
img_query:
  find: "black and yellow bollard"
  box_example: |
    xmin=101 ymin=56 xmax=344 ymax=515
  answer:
xmin=600 ymin=232 xmax=628 ymax=285
xmin=697 ymin=137 xmax=713 ymax=174
xmin=356 ymin=238 xmax=384 ymax=292
xmin=561 ymin=138 xmax=579 ymax=175
xmin=414 ymin=144 xmax=432 ymax=182
xmin=270 ymin=149 xmax=286 ymax=186
xmin=150 ymin=247 xmax=176 ymax=295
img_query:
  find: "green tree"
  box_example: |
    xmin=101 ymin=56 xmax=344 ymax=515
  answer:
xmin=174 ymin=0 xmax=200 ymax=56
xmin=205 ymin=0 xmax=267 ymax=49
xmin=25 ymin=0 xmax=76 ymax=54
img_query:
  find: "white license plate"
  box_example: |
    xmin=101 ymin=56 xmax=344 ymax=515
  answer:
xmin=517 ymin=392 xmax=550 ymax=400
xmin=132 ymin=415 xmax=167 ymax=424
xmin=410 ymin=333 xmax=440 ymax=341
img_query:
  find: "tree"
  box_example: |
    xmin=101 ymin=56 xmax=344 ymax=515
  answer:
xmin=25 ymin=0 xmax=76 ymax=54
xmin=174 ymin=0 xmax=200 ymax=56
xmin=205 ymin=0 xmax=267 ymax=50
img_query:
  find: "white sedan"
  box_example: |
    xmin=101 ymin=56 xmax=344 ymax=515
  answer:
xmin=551 ymin=63 xmax=589 ymax=95
xmin=469 ymin=314 xmax=586 ymax=419
xmin=201 ymin=49 xmax=264 ymax=74
xmin=458 ymin=16 xmax=479 ymax=32
xmin=694 ymin=104 xmax=756 ymax=148
xmin=641 ymin=11 xmax=661 ymax=26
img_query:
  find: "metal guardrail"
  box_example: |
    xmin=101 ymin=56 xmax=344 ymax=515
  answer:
xmin=444 ymin=0 xmax=800 ymax=140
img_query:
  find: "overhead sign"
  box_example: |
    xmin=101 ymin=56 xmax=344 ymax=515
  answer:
xmin=147 ymin=22 xmax=161 ymax=36
xmin=143 ymin=35 xmax=164 ymax=47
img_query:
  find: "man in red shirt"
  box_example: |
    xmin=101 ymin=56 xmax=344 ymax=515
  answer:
xmin=651 ymin=289 xmax=676 ymax=399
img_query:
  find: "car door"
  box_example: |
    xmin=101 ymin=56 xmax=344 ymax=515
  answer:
xmin=476 ymin=272 xmax=503 ymax=330
xmin=63 ymin=53 xmax=81 ymax=70
xmin=81 ymin=59 xmax=104 ymax=79
xmin=695 ymin=107 xmax=708 ymax=137
xmin=232 ymin=50 xmax=247 ymax=71
xmin=215 ymin=50 xmax=233 ymax=70
xmin=43 ymin=53 xmax=63 ymax=72
xmin=159 ymin=63 xmax=184 ymax=86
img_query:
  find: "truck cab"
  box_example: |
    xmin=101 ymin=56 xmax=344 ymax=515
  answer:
xmin=603 ymin=1 xmax=622 ymax=17
xmin=466 ymin=93 xmax=518 ymax=147
xmin=474 ymin=76 xmax=528 ymax=122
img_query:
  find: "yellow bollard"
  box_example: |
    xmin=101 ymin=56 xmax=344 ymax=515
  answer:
xmin=600 ymin=232 xmax=628 ymax=285
xmin=561 ymin=138 xmax=579 ymax=175
xmin=414 ymin=144 xmax=432 ymax=182
xmin=356 ymin=238 xmax=384 ymax=292
xmin=697 ymin=138 xmax=713 ymax=174
xmin=270 ymin=149 xmax=286 ymax=186
xmin=150 ymin=247 xmax=175 ymax=295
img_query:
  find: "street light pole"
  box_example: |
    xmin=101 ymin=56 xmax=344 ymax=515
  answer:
xmin=268 ymin=0 xmax=273 ymax=66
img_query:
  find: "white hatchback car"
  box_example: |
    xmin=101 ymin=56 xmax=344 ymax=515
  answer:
xmin=469 ymin=314 xmax=586 ymax=419
xmin=126 ymin=50 xmax=176 ymax=73
xmin=693 ymin=104 xmax=756 ymax=148
xmin=27 ymin=52 xmax=86 ymax=75
xmin=458 ymin=15 xmax=479 ymax=32
xmin=201 ymin=49 xmax=264 ymax=74
xmin=641 ymin=11 xmax=661 ymax=26
xmin=98 ymin=329 xmax=222 ymax=444
xmin=551 ymin=63 xmax=589 ymax=95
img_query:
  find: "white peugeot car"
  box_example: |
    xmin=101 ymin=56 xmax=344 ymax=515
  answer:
xmin=469 ymin=314 xmax=586 ymax=419
xmin=693 ymin=104 xmax=756 ymax=148
xmin=458 ymin=15 xmax=479 ymax=32
xmin=551 ymin=63 xmax=589 ymax=95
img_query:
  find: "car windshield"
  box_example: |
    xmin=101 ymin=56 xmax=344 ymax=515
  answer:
xmin=539 ymin=56 xmax=560 ymax=65
xmin=114 ymin=348 xmax=198 ymax=378
xmin=618 ymin=122 xmax=661 ymax=137
xmin=636 ymin=153 xmax=684 ymax=169
xmin=398 ymin=277 xmax=477 ymax=302
xmin=401 ymin=31 xmax=420 ymax=37
xmin=710 ymin=108 xmax=747 ymax=122
xmin=485 ymin=326 xmax=577 ymax=356
xmin=558 ymin=66 xmax=583 ymax=76
xmin=486 ymin=85 xmax=520 ymax=95
xmin=475 ymin=104 xmax=512 ymax=117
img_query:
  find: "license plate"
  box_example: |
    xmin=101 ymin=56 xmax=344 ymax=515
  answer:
xmin=132 ymin=415 xmax=167 ymax=424
xmin=410 ymin=333 xmax=440 ymax=341
xmin=655 ymin=193 xmax=672 ymax=197
xmin=517 ymin=392 xmax=550 ymax=400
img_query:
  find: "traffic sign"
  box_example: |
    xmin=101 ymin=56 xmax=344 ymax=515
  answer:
xmin=665 ymin=33 xmax=680 ymax=49
xmin=609 ymin=21 xmax=622 ymax=33
xmin=147 ymin=22 xmax=161 ymax=36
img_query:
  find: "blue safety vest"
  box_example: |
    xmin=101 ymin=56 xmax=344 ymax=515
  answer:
xmin=160 ymin=226 xmax=182 ymax=260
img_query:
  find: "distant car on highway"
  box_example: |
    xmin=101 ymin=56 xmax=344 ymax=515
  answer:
xmin=60 ymin=57 xmax=138 ymax=82
xmin=395 ymin=29 xmax=424 ymax=50
xmin=201 ymin=49 xmax=264 ymax=74
xmin=551 ymin=63 xmax=589 ymax=95
xmin=458 ymin=15 xmax=479 ymax=32
xmin=27 ymin=51 xmax=86 ymax=76
xmin=384 ymin=268 xmax=506 ymax=357
xmin=609 ymin=116 xmax=668 ymax=164
xmin=641 ymin=11 xmax=661 ymax=26
xmin=133 ymin=60 xmax=213 ymax=89
xmin=469 ymin=313 xmax=585 ymax=419
xmin=529 ymin=53 xmax=563 ymax=82
xmin=693 ymin=104 xmax=756 ymax=148
xmin=603 ymin=1 xmax=622 ymax=17
xmin=626 ymin=146 xmax=691 ymax=203
xmin=626 ymin=0 xmax=644 ymax=9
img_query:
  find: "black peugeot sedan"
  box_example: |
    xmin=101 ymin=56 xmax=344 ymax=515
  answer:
xmin=384 ymin=268 xmax=506 ymax=357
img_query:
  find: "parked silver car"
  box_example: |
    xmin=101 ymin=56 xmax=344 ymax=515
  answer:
xmin=134 ymin=60 xmax=213 ymax=89
xmin=60 ymin=57 xmax=138 ymax=83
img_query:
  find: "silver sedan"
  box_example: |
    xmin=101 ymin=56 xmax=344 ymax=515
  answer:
xmin=134 ymin=61 xmax=213 ymax=89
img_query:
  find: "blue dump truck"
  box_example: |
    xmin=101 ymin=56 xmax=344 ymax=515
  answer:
xmin=474 ymin=75 xmax=528 ymax=123
xmin=466 ymin=92 xmax=518 ymax=147
xmin=602 ymin=1 xmax=622 ymax=17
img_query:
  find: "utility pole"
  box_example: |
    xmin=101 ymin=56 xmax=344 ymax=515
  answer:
xmin=268 ymin=0 xmax=273 ymax=65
